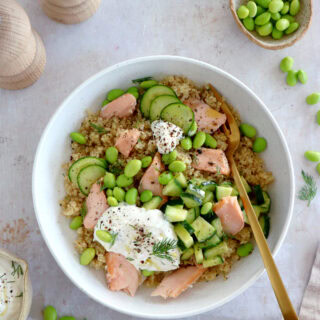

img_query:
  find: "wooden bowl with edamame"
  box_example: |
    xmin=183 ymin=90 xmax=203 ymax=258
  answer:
xmin=230 ymin=0 xmax=312 ymax=50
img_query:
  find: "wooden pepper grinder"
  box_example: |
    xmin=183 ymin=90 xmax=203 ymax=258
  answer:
xmin=40 ymin=0 xmax=101 ymax=24
xmin=0 ymin=0 xmax=46 ymax=90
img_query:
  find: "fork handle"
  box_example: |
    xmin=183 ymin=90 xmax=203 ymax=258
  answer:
xmin=230 ymin=159 xmax=298 ymax=320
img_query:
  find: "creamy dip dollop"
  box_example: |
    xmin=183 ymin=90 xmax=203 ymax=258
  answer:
xmin=94 ymin=204 xmax=180 ymax=272
xmin=151 ymin=120 xmax=184 ymax=154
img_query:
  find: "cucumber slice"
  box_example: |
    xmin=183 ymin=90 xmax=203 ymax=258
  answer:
xmin=186 ymin=183 xmax=205 ymax=199
xmin=177 ymin=239 xmax=186 ymax=251
xmin=203 ymin=190 xmax=214 ymax=203
xmin=149 ymin=95 xmax=180 ymax=121
xmin=162 ymin=179 xmax=183 ymax=197
xmin=200 ymin=181 xmax=217 ymax=192
xmin=181 ymin=193 xmax=202 ymax=208
xmin=231 ymin=186 xmax=239 ymax=196
xmin=260 ymin=191 xmax=271 ymax=213
xmin=160 ymin=198 xmax=183 ymax=212
xmin=191 ymin=216 xmax=216 ymax=242
xmin=140 ymin=85 xmax=176 ymax=118
xmin=198 ymin=234 xmax=221 ymax=249
xmin=204 ymin=241 xmax=229 ymax=259
xmin=181 ymin=221 xmax=194 ymax=234
xmin=238 ymin=198 xmax=244 ymax=210
xmin=187 ymin=120 xmax=198 ymax=137
xmin=194 ymin=244 xmax=204 ymax=264
xmin=174 ymin=224 xmax=194 ymax=248
xmin=77 ymin=165 xmax=106 ymax=195
xmin=216 ymin=186 xmax=233 ymax=201
xmin=186 ymin=208 xmax=197 ymax=224
xmin=143 ymin=196 xmax=163 ymax=210
xmin=165 ymin=205 xmax=187 ymax=222
xmin=160 ymin=103 xmax=195 ymax=134
xmin=68 ymin=156 xmax=106 ymax=184
xmin=240 ymin=176 xmax=252 ymax=193
xmin=181 ymin=247 xmax=194 ymax=260
xmin=253 ymin=185 xmax=264 ymax=204
xmin=174 ymin=173 xmax=187 ymax=189
xmin=202 ymin=256 xmax=224 ymax=268
xmin=211 ymin=218 xmax=224 ymax=238
xmin=259 ymin=215 xmax=270 ymax=238
xmin=242 ymin=205 xmax=261 ymax=224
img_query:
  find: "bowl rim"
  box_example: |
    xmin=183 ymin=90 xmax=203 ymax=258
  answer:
xmin=32 ymin=55 xmax=295 ymax=319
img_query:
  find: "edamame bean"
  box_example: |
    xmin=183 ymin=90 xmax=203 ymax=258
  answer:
xmin=272 ymin=28 xmax=283 ymax=39
xmin=256 ymin=5 xmax=265 ymax=15
xmin=237 ymin=5 xmax=249 ymax=19
xmin=158 ymin=171 xmax=174 ymax=185
xmin=205 ymin=133 xmax=217 ymax=148
xmin=256 ymin=22 xmax=273 ymax=36
xmin=69 ymin=216 xmax=83 ymax=230
xmin=253 ymin=137 xmax=267 ymax=153
xmin=282 ymin=14 xmax=295 ymax=23
xmin=70 ymin=132 xmax=86 ymax=145
xmin=247 ymin=1 xmax=257 ymax=17
xmin=317 ymin=163 xmax=320 ymax=176
xmin=142 ymin=270 xmax=155 ymax=277
xmin=255 ymin=0 xmax=271 ymax=9
xmin=107 ymin=89 xmax=125 ymax=101
xmin=286 ymin=70 xmax=297 ymax=86
xmin=162 ymin=150 xmax=177 ymax=165
xmin=116 ymin=174 xmax=133 ymax=187
xmin=124 ymin=159 xmax=142 ymax=178
xmin=297 ymin=70 xmax=308 ymax=84
xmin=125 ymin=188 xmax=138 ymax=205
xmin=271 ymin=12 xmax=281 ymax=21
xmin=255 ymin=12 xmax=271 ymax=25
xmin=280 ymin=56 xmax=294 ymax=72
xmin=237 ymin=243 xmax=254 ymax=257
xmin=140 ymin=190 xmax=153 ymax=203
xmin=276 ymin=18 xmax=290 ymax=31
xmin=201 ymin=202 xmax=213 ymax=215
xmin=107 ymin=196 xmax=118 ymax=206
xmin=193 ymin=131 xmax=206 ymax=149
xmin=188 ymin=121 xmax=198 ymax=137
xmin=285 ymin=22 xmax=299 ymax=34
xmin=304 ymin=151 xmax=320 ymax=162
xmin=104 ymin=172 xmax=116 ymax=189
xmin=180 ymin=137 xmax=193 ymax=150
xmin=105 ymin=147 xmax=118 ymax=164
xmin=243 ymin=17 xmax=255 ymax=31
xmin=127 ymin=86 xmax=139 ymax=99
xmin=316 ymin=110 xmax=320 ymax=126
xmin=168 ymin=161 xmax=186 ymax=173
xmin=290 ymin=0 xmax=300 ymax=16
xmin=80 ymin=248 xmax=95 ymax=265
xmin=106 ymin=189 xmax=113 ymax=197
xmin=269 ymin=0 xmax=284 ymax=13
xmin=59 ymin=317 xmax=76 ymax=320
xmin=113 ymin=187 xmax=125 ymax=201
xmin=140 ymin=80 xmax=158 ymax=89
xmin=96 ymin=230 xmax=112 ymax=242
xmin=306 ymin=93 xmax=320 ymax=105
xmin=239 ymin=123 xmax=256 ymax=138
xmin=43 ymin=305 xmax=57 ymax=320
xmin=141 ymin=156 xmax=152 ymax=168
xmin=281 ymin=1 xmax=290 ymax=14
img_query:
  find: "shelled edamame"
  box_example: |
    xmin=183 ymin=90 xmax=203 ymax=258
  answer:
xmin=240 ymin=123 xmax=267 ymax=153
xmin=279 ymin=56 xmax=308 ymax=87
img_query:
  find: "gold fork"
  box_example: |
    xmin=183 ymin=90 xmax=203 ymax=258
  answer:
xmin=209 ymin=84 xmax=298 ymax=320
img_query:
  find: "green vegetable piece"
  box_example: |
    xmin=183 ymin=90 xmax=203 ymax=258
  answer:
xmin=113 ymin=187 xmax=125 ymax=202
xmin=268 ymin=0 xmax=284 ymax=13
xmin=297 ymin=70 xmax=308 ymax=84
xmin=304 ymin=151 xmax=320 ymax=162
xmin=316 ymin=110 xmax=320 ymax=126
xmin=256 ymin=5 xmax=265 ymax=15
xmin=290 ymin=0 xmax=300 ymax=16
xmin=281 ymin=1 xmax=290 ymax=14
xmin=43 ymin=305 xmax=58 ymax=320
xmin=140 ymin=80 xmax=158 ymax=89
xmin=239 ymin=123 xmax=256 ymax=138
xmin=124 ymin=159 xmax=142 ymax=178
xmin=69 ymin=216 xmax=83 ymax=230
xmin=255 ymin=0 xmax=271 ymax=8
xmin=162 ymin=150 xmax=177 ymax=165
xmin=106 ymin=189 xmax=113 ymax=197
xmin=105 ymin=147 xmax=118 ymax=164
xmin=181 ymin=137 xmax=193 ymax=150
xmin=103 ymin=172 xmax=116 ymax=189
xmin=272 ymin=28 xmax=283 ymax=39
xmin=140 ymin=190 xmax=153 ymax=203
xmin=243 ymin=17 xmax=255 ymax=31
xmin=253 ymin=137 xmax=267 ymax=153
xmin=237 ymin=243 xmax=254 ymax=257
xmin=127 ymin=86 xmax=139 ymax=99
xmin=247 ymin=1 xmax=257 ymax=17
xmin=107 ymin=196 xmax=119 ymax=207
xmin=107 ymin=89 xmax=125 ymax=101
xmin=193 ymin=131 xmax=206 ymax=149
xmin=255 ymin=12 xmax=271 ymax=25
xmin=101 ymin=99 xmax=110 ymax=107
xmin=317 ymin=163 xmax=320 ymax=176
xmin=256 ymin=22 xmax=273 ymax=36
xmin=59 ymin=317 xmax=76 ymax=320
xmin=237 ymin=5 xmax=249 ymax=19
xmin=306 ymin=93 xmax=320 ymax=105
xmin=204 ymin=133 xmax=217 ymax=149
xmin=96 ymin=230 xmax=112 ymax=242
xmin=271 ymin=12 xmax=281 ymax=21
xmin=280 ymin=56 xmax=294 ymax=72
xmin=168 ymin=161 xmax=186 ymax=173
xmin=285 ymin=22 xmax=300 ymax=34
xmin=276 ymin=18 xmax=290 ymax=31
xmin=141 ymin=156 xmax=152 ymax=168
xmin=188 ymin=121 xmax=198 ymax=137
xmin=142 ymin=270 xmax=155 ymax=277
xmin=282 ymin=14 xmax=295 ymax=23
xmin=201 ymin=202 xmax=213 ymax=215
xmin=125 ymin=188 xmax=138 ymax=205
xmin=286 ymin=70 xmax=297 ymax=87
xmin=70 ymin=132 xmax=86 ymax=145
xmin=116 ymin=174 xmax=133 ymax=187
xmin=298 ymin=170 xmax=317 ymax=207
xmin=158 ymin=171 xmax=174 ymax=185
xmin=80 ymin=248 xmax=95 ymax=265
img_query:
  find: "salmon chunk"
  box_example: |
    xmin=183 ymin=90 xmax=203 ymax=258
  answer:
xmin=184 ymin=98 xmax=226 ymax=134
xmin=105 ymin=252 xmax=140 ymax=296
xmin=151 ymin=266 xmax=206 ymax=299
xmin=139 ymin=152 xmax=164 ymax=196
xmin=213 ymin=196 xmax=244 ymax=235
xmin=100 ymin=93 xmax=137 ymax=119
xmin=192 ymin=148 xmax=230 ymax=175
xmin=115 ymin=129 xmax=140 ymax=158
xmin=83 ymin=183 xmax=108 ymax=229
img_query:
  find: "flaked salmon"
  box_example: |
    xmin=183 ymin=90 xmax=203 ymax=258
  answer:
xmin=115 ymin=129 xmax=140 ymax=158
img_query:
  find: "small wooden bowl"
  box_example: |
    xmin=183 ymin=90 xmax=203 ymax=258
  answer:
xmin=230 ymin=0 xmax=312 ymax=50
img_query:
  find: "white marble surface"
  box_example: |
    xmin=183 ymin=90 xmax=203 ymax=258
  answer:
xmin=1 ymin=1 xmax=320 ymax=319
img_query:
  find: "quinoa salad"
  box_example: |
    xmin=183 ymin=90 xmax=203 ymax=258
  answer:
xmin=60 ymin=75 xmax=274 ymax=299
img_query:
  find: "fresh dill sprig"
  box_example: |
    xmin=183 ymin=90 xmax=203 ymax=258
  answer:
xmin=16 ymin=292 xmax=23 ymax=298
xmin=152 ymin=239 xmax=177 ymax=262
xmin=110 ymin=232 xmax=118 ymax=247
xmin=89 ymin=122 xmax=106 ymax=133
xmin=11 ymin=261 xmax=23 ymax=279
xmin=298 ymin=170 xmax=317 ymax=207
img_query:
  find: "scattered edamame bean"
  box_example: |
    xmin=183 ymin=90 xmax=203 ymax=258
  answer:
xmin=107 ymin=89 xmax=125 ymax=101
xmin=271 ymin=12 xmax=281 ymax=21
xmin=276 ymin=18 xmax=290 ymax=31
xmin=158 ymin=171 xmax=174 ymax=185
xmin=43 ymin=305 xmax=57 ymax=320
xmin=237 ymin=243 xmax=254 ymax=257
xmin=281 ymin=14 xmax=295 ymax=23
xmin=255 ymin=0 xmax=271 ymax=9
xmin=237 ymin=5 xmax=249 ymax=19
xmin=289 ymin=0 xmax=300 ymax=16
xmin=96 ymin=230 xmax=112 ymax=242
xmin=243 ymin=17 xmax=255 ymax=31
xmin=127 ymin=86 xmax=139 ymax=99
xmin=285 ymin=22 xmax=300 ymax=34
xmin=253 ymin=137 xmax=267 ymax=153
xmin=105 ymin=147 xmax=118 ymax=164
xmin=124 ymin=159 xmax=142 ymax=178
xmin=104 ymin=172 xmax=116 ymax=189
xmin=162 ymin=150 xmax=177 ymax=165
xmin=69 ymin=216 xmax=83 ymax=230
xmin=205 ymin=133 xmax=217 ymax=149
xmin=280 ymin=56 xmax=294 ymax=72
xmin=125 ymin=188 xmax=138 ymax=205
xmin=256 ymin=5 xmax=265 ymax=15
xmin=201 ymin=202 xmax=213 ymax=215
xmin=70 ymin=132 xmax=86 ymax=145
xmin=116 ymin=174 xmax=133 ymax=187
xmin=107 ymin=196 xmax=118 ymax=206
xmin=113 ymin=187 xmax=125 ymax=202
xmin=316 ymin=163 xmax=320 ymax=176
xmin=106 ymin=189 xmax=113 ymax=197
xmin=59 ymin=317 xmax=76 ymax=320
xmin=257 ymin=22 xmax=273 ymax=36
xmin=280 ymin=1 xmax=290 ymax=14
xmin=316 ymin=110 xmax=320 ymax=126
xmin=306 ymin=93 xmax=320 ymax=105
xmin=140 ymin=80 xmax=158 ymax=89
xmin=247 ymin=1 xmax=257 ymax=17
xmin=255 ymin=12 xmax=271 ymax=25
xmin=141 ymin=156 xmax=152 ymax=168
xmin=286 ymin=70 xmax=297 ymax=86
xmin=297 ymin=70 xmax=308 ymax=84
xmin=80 ymin=248 xmax=95 ymax=265
xmin=140 ymin=190 xmax=153 ymax=203
xmin=168 ymin=161 xmax=186 ymax=173
xmin=268 ymin=0 xmax=284 ymax=13
xmin=304 ymin=151 xmax=320 ymax=162
xmin=142 ymin=270 xmax=155 ymax=277
xmin=193 ymin=131 xmax=206 ymax=149
xmin=180 ymin=137 xmax=193 ymax=150
xmin=239 ymin=123 xmax=256 ymax=138
xmin=272 ymin=28 xmax=283 ymax=39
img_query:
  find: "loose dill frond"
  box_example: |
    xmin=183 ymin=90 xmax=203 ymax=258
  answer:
xmin=152 ymin=239 xmax=177 ymax=262
xmin=298 ymin=170 xmax=317 ymax=207
xmin=11 ymin=261 xmax=23 ymax=278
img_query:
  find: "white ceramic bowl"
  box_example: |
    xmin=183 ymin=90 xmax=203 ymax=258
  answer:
xmin=32 ymin=56 xmax=294 ymax=319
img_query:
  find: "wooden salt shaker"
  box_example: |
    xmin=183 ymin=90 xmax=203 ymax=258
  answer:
xmin=40 ymin=0 xmax=101 ymax=24
xmin=0 ymin=0 xmax=46 ymax=90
